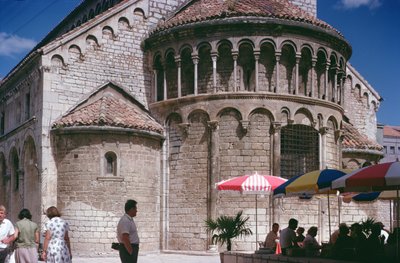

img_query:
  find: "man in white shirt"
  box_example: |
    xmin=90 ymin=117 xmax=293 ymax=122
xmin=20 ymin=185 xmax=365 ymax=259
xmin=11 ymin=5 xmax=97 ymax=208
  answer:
xmin=117 ymin=200 xmax=140 ymax=263
xmin=0 ymin=205 xmax=15 ymax=263
xmin=279 ymin=218 xmax=298 ymax=255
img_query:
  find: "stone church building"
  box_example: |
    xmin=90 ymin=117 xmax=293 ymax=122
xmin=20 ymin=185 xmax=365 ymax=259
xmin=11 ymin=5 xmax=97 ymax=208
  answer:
xmin=0 ymin=0 xmax=388 ymax=256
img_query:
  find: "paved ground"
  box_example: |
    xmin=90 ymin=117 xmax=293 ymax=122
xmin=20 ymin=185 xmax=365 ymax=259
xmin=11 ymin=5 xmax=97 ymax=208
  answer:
xmin=70 ymin=253 xmax=220 ymax=263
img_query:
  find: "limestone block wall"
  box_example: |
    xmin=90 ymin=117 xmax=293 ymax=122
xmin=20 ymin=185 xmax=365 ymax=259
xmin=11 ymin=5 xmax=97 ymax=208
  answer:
xmin=343 ymin=65 xmax=380 ymax=140
xmin=166 ymin=112 xmax=210 ymax=251
xmin=53 ymin=132 xmax=162 ymax=255
xmin=0 ymin=63 xmax=42 ymax=222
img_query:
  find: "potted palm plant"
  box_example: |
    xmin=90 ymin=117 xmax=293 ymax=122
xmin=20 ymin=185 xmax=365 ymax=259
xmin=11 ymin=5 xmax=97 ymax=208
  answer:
xmin=205 ymin=210 xmax=253 ymax=252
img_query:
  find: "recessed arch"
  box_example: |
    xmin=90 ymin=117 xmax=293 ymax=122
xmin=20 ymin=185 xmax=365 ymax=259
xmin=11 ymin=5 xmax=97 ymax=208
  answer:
xmin=118 ymin=17 xmax=130 ymax=29
xmin=216 ymin=39 xmax=233 ymax=51
xmin=134 ymin=7 xmax=146 ymax=18
xmin=279 ymin=40 xmax=297 ymax=53
xmin=51 ymin=54 xmax=65 ymax=67
xmin=259 ymin=38 xmax=277 ymax=51
xmin=179 ymin=44 xmax=193 ymax=55
xmin=86 ymin=35 xmax=99 ymax=48
xmin=294 ymin=108 xmax=314 ymax=126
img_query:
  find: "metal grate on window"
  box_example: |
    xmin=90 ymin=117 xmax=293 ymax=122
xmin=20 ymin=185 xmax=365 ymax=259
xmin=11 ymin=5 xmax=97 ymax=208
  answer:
xmin=280 ymin=124 xmax=319 ymax=179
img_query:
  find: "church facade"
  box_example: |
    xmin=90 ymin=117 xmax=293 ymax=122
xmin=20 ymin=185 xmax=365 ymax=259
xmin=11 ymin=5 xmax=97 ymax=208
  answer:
xmin=0 ymin=0 xmax=387 ymax=256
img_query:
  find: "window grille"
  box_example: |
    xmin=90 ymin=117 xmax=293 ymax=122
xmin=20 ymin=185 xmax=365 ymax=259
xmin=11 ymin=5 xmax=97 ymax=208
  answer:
xmin=280 ymin=124 xmax=319 ymax=179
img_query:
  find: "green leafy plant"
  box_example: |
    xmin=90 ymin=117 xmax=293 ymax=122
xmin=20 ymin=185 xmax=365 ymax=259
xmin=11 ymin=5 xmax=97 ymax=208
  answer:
xmin=205 ymin=210 xmax=253 ymax=251
xmin=361 ymin=217 xmax=376 ymax=237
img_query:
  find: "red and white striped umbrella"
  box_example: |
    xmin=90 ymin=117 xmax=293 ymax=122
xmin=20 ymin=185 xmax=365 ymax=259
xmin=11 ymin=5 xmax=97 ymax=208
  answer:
xmin=332 ymin=161 xmax=400 ymax=192
xmin=216 ymin=172 xmax=287 ymax=247
xmin=216 ymin=172 xmax=287 ymax=193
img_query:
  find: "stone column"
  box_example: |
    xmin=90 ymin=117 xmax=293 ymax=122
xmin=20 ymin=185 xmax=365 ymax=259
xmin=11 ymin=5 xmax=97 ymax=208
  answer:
xmin=153 ymin=68 xmax=158 ymax=101
xmin=232 ymin=51 xmax=239 ymax=92
xmin=192 ymin=54 xmax=199 ymax=95
xmin=163 ymin=62 xmax=167 ymax=100
xmin=295 ymin=53 xmax=301 ymax=95
xmin=332 ymin=67 xmax=338 ymax=102
xmin=324 ymin=62 xmax=330 ymax=100
xmin=311 ymin=58 xmax=317 ymax=98
xmin=271 ymin=122 xmax=282 ymax=177
xmin=175 ymin=55 xmax=182 ymax=98
xmin=211 ymin=52 xmax=218 ymax=93
xmin=254 ymin=50 xmax=260 ymax=92
xmin=335 ymin=129 xmax=344 ymax=167
xmin=275 ymin=51 xmax=281 ymax=93
xmin=341 ymin=75 xmax=346 ymax=106
xmin=207 ymin=120 xmax=219 ymax=221
xmin=319 ymin=127 xmax=329 ymax=169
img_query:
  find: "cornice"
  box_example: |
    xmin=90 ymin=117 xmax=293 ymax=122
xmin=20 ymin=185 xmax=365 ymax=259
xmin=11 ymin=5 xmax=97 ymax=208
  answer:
xmin=51 ymin=126 xmax=165 ymax=142
xmin=150 ymin=92 xmax=345 ymax=113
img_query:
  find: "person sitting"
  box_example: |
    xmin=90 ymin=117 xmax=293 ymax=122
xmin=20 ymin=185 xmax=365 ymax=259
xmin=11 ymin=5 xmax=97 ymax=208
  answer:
xmin=384 ymin=227 xmax=400 ymax=262
xmin=329 ymin=223 xmax=347 ymax=245
xmin=350 ymin=223 xmax=367 ymax=261
xmin=303 ymin=226 xmax=322 ymax=257
xmin=365 ymin=222 xmax=385 ymax=261
xmin=264 ymin=223 xmax=279 ymax=251
xmin=332 ymin=223 xmax=355 ymax=260
xmin=279 ymin=218 xmax=298 ymax=256
xmin=295 ymin=227 xmax=305 ymax=246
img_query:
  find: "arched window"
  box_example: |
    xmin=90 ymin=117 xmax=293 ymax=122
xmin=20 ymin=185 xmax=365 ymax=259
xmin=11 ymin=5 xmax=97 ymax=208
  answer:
xmin=105 ymin=151 xmax=117 ymax=176
xmin=280 ymin=124 xmax=319 ymax=178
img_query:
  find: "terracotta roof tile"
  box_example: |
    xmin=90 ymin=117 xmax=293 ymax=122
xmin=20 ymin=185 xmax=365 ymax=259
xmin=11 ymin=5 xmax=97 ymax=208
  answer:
xmin=384 ymin=126 xmax=400 ymax=137
xmin=153 ymin=0 xmax=338 ymax=35
xmin=342 ymin=122 xmax=382 ymax=151
xmin=53 ymin=92 xmax=163 ymax=134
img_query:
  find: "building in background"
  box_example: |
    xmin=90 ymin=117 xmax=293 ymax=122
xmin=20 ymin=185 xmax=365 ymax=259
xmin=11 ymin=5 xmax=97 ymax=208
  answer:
xmin=0 ymin=0 xmax=386 ymax=256
xmin=377 ymin=124 xmax=400 ymax=163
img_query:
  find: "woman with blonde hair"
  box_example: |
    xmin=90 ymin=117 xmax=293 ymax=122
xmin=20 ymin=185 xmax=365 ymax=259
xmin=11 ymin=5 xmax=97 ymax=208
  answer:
xmin=41 ymin=206 xmax=72 ymax=263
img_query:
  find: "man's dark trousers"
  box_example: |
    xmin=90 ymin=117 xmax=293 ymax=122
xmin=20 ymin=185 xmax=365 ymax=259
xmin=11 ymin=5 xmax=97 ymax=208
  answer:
xmin=119 ymin=244 xmax=139 ymax=263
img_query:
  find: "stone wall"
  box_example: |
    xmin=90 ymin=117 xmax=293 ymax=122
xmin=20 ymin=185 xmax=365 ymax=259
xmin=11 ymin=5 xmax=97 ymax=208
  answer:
xmin=343 ymin=65 xmax=380 ymax=140
xmin=53 ymin=131 xmax=162 ymax=255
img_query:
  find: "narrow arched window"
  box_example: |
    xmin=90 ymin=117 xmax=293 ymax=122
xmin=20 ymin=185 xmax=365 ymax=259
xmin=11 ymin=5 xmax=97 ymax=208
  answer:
xmin=105 ymin=152 xmax=117 ymax=176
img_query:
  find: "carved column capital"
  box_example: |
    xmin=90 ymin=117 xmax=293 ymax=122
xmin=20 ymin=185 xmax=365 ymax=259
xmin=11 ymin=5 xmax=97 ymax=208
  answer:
xmin=240 ymin=120 xmax=250 ymax=132
xmin=207 ymin=120 xmax=219 ymax=131
xmin=271 ymin=121 xmax=282 ymax=134
xmin=319 ymin=127 xmax=330 ymax=135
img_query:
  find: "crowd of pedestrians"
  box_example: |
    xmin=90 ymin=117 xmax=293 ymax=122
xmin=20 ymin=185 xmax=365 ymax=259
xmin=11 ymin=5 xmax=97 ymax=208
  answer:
xmin=0 ymin=205 xmax=72 ymax=263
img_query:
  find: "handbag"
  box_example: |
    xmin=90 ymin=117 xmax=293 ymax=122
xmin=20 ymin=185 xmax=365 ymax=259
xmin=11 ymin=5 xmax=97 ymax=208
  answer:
xmin=111 ymin=242 xmax=121 ymax=250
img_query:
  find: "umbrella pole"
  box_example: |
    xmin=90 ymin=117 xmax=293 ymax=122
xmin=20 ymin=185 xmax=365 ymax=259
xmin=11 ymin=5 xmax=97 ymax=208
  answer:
xmin=327 ymin=192 xmax=331 ymax=239
xmin=397 ymin=188 xmax=399 ymax=261
xmin=255 ymin=194 xmax=258 ymax=249
xmin=390 ymin=200 xmax=393 ymax=231
xmin=338 ymin=195 xmax=341 ymax=224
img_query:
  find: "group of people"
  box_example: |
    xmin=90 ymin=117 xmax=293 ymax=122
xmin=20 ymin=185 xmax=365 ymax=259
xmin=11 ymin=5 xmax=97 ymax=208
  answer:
xmin=0 ymin=205 xmax=71 ymax=263
xmin=264 ymin=218 xmax=400 ymax=261
xmin=264 ymin=218 xmax=322 ymax=256
xmin=329 ymin=222 xmax=399 ymax=262
xmin=0 ymin=199 xmax=140 ymax=263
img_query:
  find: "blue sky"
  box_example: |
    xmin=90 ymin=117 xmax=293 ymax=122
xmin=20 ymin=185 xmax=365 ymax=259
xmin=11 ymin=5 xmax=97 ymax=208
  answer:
xmin=0 ymin=0 xmax=399 ymax=125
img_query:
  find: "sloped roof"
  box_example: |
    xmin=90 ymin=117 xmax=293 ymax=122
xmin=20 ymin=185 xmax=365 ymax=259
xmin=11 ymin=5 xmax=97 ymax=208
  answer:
xmin=384 ymin=126 xmax=400 ymax=137
xmin=153 ymin=0 xmax=338 ymax=35
xmin=52 ymin=83 xmax=163 ymax=134
xmin=342 ymin=122 xmax=383 ymax=151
